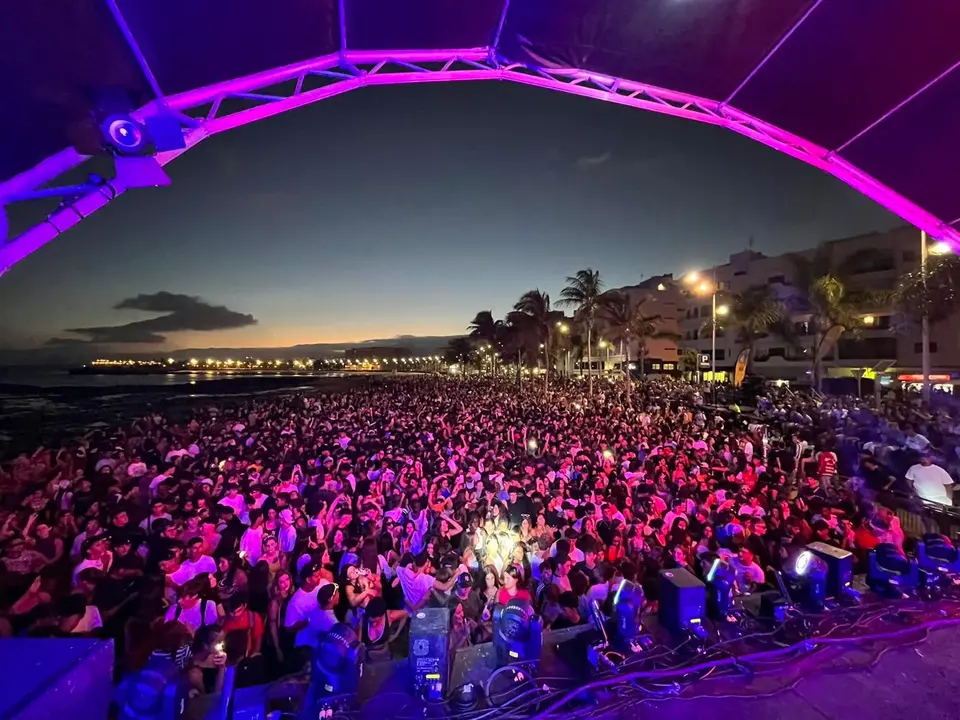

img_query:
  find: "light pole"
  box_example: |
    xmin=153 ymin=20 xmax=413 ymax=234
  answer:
xmin=684 ymin=272 xmax=728 ymax=396
xmin=921 ymin=234 xmax=954 ymax=402
xmin=557 ymin=322 xmax=570 ymax=378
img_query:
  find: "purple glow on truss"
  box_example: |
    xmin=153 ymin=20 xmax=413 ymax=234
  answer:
xmin=1 ymin=47 xmax=957 ymax=275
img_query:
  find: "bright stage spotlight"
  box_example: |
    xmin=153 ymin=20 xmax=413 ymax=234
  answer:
xmin=493 ymin=598 xmax=542 ymax=667
xmin=101 ymin=114 xmax=148 ymax=154
xmin=782 ymin=550 xmax=828 ymax=612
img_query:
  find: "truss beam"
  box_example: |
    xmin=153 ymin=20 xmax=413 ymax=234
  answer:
xmin=1 ymin=48 xmax=957 ymax=275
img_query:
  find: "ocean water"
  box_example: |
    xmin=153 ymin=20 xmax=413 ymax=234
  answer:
xmin=0 ymin=368 xmax=357 ymax=457
xmin=0 ymin=366 xmax=348 ymax=389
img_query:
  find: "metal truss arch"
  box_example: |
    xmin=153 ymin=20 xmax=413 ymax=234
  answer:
xmin=1 ymin=47 xmax=958 ymax=275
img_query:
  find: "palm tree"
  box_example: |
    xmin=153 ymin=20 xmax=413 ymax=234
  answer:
xmin=788 ymin=247 xmax=892 ymax=391
xmin=468 ymin=310 xmax=503 ymax=375
xmin=443 ymin=337 xmax=473 ymax=368
xmin=678 ymin=347 xmax=700 ymax=378
xmin=559 ymin=269 xmax=604 ymax=396
xmin=512 ymin=289 xmax=561 ymax=394
xmin=712 ymin=284 xmax=785 ymax=373
xmin=600 ymin=290 xmax=677 ymax=401
xmin=896 ymin=253 xmax=960 ymax=325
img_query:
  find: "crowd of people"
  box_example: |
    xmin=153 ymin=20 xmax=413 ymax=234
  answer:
xmin=0 ymin=375 xmax=957 ymax=697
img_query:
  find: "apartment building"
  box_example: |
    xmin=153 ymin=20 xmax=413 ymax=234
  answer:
xmin=676 ymin=226 xmax=960 ymax=387
xmin=589 ymin=274 xmax=685 ymax=374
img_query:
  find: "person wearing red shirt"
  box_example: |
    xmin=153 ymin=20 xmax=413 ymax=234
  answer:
xmin=222 ymin=594 xmax=264 ymax=658
xmin=497 ymin=565 xmax=532 ymax=606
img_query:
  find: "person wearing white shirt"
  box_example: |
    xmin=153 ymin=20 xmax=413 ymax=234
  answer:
xmin=240 ymin=512 xmax=266 ymax=565
xmin=140 ymin=500 xmax=172 ymax=534
xmin=284 ymin=563 xmax=331 ymax=649
xmin=906 ymin=456 xmax=954 ymax=504
xmin=164 ymin=582 xmax=219 ymax=633
xmin=903 ymin=428 xmax=931 ymax=453
xmin=278 ymin=509 xmax=298 ymax=554
xmin=725 ymin=548 xmax=766 ymax=589
xmin=178 ymin=538 xmax=218 ymax=583
xmin=218 ymin=486 xmax=246 ymax=517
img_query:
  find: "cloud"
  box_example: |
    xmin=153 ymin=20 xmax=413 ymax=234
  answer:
xmin=575 ymin=151 xmax=612 ymax=170
xmin=60 ymin=292 xmax=257 ymax=345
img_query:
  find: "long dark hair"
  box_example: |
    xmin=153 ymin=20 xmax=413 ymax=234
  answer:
xmin=359 ymin=537 xmax=379 ymax=573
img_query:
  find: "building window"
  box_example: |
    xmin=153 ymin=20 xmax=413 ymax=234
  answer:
xmin=838 ymin=337 xmax=897 ymax=360
xmin=914 ymin=342 xmax=939 ymax=353
xmin=715 ymin=349 xmax=726 ymax=361
xmin=794 ymin=321 xmax=810 ymax=336
xmin=717 ymin=281 xmax=729 ymax=291
xmin=652 ymin=363 xmax=661 ymax=370
xmin=676 ymin=348 xmax=683 ymax=356
xmin=700 ymin=305 xmax=712 ymax=316
xmin=847 ymin=252 xmax=895 ymax=274
xmin=768 ymin=347 xmax=786 ymax=358
xmin=692 ymin=307 xmax=699 ymax=318
xmin=734 ymin=270 xmax=747 ymax=276
xmin=768 ymin=274 xmax=786 ymax=284
xmin=692 ymin=329 xmax=699 ymax=340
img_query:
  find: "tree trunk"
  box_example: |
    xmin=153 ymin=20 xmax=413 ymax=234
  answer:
xmin=813 ymin=331 xmax=823 ymax=392
xmin=587 ymin=324 xmax=593 ymax=397
xmin=624 ymin=343 xmax=632 ymax=405
xmin=639 ymin=341 xmax=647 ymax=380
xmin=517 ymin=349 xmax=522 ymax=389
xmin=544 ymin=335 xmax=550 ymax=396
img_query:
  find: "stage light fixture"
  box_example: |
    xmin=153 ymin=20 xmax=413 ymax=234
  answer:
xmin=918 ymin=534 xmax=960 ymax=575
xmin=307 ymin=623 xmax=364 ymax=703
xmin=101 ymin=114 xmax=148 ymax=154
xmin=610 ymin=579 xmax=650 ymax=650
xmin=705 ymin=558 xmax=737 ymax=620
xmin=493 ymin=598 xmax=542 ymax=667
xmin=114 ymin=661 xmax=189 ymax=720
xmin=782 ymin=550 xmax=828 ymax=611
xmin=867 ymin=543 xmax=921 ymax=598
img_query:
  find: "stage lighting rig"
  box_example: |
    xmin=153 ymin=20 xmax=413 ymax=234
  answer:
xmin=807 ymin=542 xmax=861 ymax=604
xmin=867 ymin=544 xmax=921 ymax=598
xmin=705 ymin=558 xmax=738 ymax=622
xmin=493 ymin=598 xmax=543 ymax=667
xmin=114 ymin=660 xmax=189 ymax=720
xmin=300 ymin=623 xmax=363 ymax=719
xmin=917 ymin=534 xmax=960 ymax=577
xmin=781 ymin=549 xmax=828 ymax=612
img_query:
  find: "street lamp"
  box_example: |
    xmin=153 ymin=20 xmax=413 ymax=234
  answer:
xmin=919 ymin=234 xmax=955 ymax=401
xmin=684 ymin=272 xmax=724 ymax=391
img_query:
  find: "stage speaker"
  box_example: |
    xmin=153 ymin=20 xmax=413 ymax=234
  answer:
xmin=657 ymin=567 xmax=706 ymax=635
xmin=409 ymin=608 xmax=451 ymax=702
xmin=807 ymin=542 xmax=854 ymax=598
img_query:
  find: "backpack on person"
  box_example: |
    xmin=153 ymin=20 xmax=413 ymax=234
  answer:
xmin=174 ymin=598 xmax=210 ymax=628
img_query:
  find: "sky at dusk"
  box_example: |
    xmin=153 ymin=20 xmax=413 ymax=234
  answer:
xmin=0 ymin=80 xmax=898 ymax=354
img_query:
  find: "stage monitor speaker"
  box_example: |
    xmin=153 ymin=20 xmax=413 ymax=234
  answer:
xmin=657 ymin=567 xmax=706 ymax=635
xmin=807 ymin=541 xmax=854 ymax=598
xmin=409 ymin=607 xmax=451 ymax=702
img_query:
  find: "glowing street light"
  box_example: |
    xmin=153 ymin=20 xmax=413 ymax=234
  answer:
xmin=929 ymin=240 xmax=953 ymax=256
xmin=862 ymin=315 xmax=876 ymax=326
xmin=716 ymin=304 xmax=730 ymax=317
